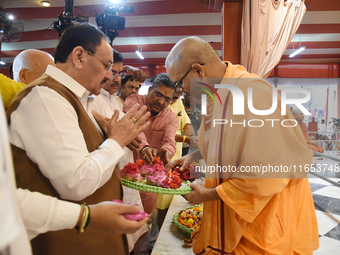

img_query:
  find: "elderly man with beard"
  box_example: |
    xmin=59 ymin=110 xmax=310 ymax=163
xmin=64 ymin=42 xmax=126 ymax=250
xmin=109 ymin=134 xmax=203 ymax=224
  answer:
xmin=7 ymin=23 xmax=150 ymax=255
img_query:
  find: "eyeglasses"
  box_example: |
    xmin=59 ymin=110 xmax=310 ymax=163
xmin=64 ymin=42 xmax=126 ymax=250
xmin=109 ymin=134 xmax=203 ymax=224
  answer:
xmin=85 ymin=50 xmax=113 ymax=73
xmin=174 ymin=63 xmax=205 ymax=88
xmin=112 ymin=70 xmax=126 ymax=79
xmin=152 ymin=89 xmax=172 ymax=104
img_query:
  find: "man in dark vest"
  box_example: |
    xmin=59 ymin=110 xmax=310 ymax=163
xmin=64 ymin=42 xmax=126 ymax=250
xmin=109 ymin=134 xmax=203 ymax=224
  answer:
xmin=7 ymin=23 xmax=150 ymax=255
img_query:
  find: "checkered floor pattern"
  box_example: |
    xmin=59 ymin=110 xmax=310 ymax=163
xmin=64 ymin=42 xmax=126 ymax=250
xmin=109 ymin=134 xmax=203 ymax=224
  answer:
xmin=310 ymin=152 xmax=340 ymax=254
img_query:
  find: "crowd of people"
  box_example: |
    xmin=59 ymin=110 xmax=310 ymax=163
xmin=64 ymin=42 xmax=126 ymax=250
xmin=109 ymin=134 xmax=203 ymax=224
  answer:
xmin=292 ymin=111 xmax=340 ymax=153
xmin=1 ymin=23 xmax=320 ymax=255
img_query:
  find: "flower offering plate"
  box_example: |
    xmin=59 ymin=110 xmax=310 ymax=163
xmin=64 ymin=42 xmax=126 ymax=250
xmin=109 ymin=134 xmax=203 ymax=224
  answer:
xmin=172 ymin=205 xmax=203 ymax=238
xmin=120 ymin=157 xmax=201 ymax=195
xmin=121 ymin=178 xmax=192 ymax=195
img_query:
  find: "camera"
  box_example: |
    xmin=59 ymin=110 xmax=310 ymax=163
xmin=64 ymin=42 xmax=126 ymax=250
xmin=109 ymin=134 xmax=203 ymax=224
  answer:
xmin=96 ymin=4 xmax=134 ymax=44
xmin=52 ymin=1 xmax=132 ymax=43
xmin=53 ymin=0 xmax=88 ymax=37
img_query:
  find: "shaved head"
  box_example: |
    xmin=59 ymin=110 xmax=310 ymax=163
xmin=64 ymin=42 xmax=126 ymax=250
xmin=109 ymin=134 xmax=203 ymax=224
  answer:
xmin=165 ymin=36 xmax=226 ymax=96
xmin=292 ymin=109 xmax=304 ymax=122
xmin=165 ymin=36 xmax=220 ymax=74
xmin=292 ymin=109 xmax=301 ymax=116
xmin=13 ymin=49 xmax=54 ymax=84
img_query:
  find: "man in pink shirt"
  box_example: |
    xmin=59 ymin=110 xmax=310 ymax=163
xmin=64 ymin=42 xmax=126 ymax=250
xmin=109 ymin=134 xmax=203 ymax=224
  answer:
xmin=123 ymin=73 xmax=178 ymax=166
xmin=123 ymin=73 xmax=178 ymax=217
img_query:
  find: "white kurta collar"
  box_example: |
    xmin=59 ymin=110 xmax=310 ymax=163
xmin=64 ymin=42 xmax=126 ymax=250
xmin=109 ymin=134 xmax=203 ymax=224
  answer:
xmin=45 ymin=65 xmax=102 ymax=134
xmin=100 ymin=88 xmax=116 ymax=102
xmin=45 ymin=65 xmax=93 ymax=111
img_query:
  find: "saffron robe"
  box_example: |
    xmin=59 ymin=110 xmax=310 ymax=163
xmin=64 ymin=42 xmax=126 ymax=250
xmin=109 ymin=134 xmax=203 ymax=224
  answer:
xmin=299 ymin=122 xmax=324 ymax=153
xmin=307 ymin=121 xmax=318 ymax=138
xmin=192 ymin=62 xmax=319 ymax=255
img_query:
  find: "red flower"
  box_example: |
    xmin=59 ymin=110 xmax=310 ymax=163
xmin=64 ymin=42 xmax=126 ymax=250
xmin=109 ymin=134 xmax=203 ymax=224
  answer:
xmin=168 ymin=171 xmax=182 ymax=189
xmin=179 ymin=164 xmax=202 ymax=181
xmin=136 ymin=159 xmax=145 ymax=168
xmin=123 ymin=162 xmax=139 ymax=174
xmin=171 ymin=171 xmax=182 ymax=184
xmin=169 ymin=180 xmax=178 ymax=189
xmin=182 ymin=170 xmax=191 ymax=180
xmin=122 ymin=162 xmax=139 ymax=174
xmin=120 ymin=163 xmax=144 ymax=181
xmin=153 ymin=156 xmax=162 ymax=165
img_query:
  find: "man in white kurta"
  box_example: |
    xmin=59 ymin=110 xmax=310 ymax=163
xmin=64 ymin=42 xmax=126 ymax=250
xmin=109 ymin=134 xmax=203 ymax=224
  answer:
xmin=92 ymin=50 xmax=148 ymax=252
xmin=6 ymin=23 xmax=151 ymax=255
xmin=9 ymin=64 xmax=127 ymax=200
xmin=0 ymin=94 xmax=148 ymax=255
xmin=93 ymin=49 xmax=125 ymax=120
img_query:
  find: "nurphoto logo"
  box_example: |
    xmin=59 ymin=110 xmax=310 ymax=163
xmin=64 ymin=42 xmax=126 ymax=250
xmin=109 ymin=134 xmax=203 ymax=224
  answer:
xmin=200 ymin=83 xmax=311 ymax=116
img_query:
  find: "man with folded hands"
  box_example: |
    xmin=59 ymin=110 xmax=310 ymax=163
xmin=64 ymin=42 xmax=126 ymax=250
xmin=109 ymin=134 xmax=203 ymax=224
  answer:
xmin=92 ymin=48 xmax=148 ymax=253
xmin=6 ymin=23 xmax=150 ymax=255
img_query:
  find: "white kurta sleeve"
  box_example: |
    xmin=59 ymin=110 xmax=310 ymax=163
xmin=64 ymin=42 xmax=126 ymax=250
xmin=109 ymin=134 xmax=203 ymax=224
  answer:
xmin=17 ymin=188 xmax=81 ymax=240
xmin=9 ymin=86 xmax=125 ymax=201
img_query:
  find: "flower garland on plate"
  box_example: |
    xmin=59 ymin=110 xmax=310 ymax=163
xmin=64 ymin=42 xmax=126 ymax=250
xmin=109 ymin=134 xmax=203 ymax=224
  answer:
xmin=120 ymin=157 xmax=201 ymax=190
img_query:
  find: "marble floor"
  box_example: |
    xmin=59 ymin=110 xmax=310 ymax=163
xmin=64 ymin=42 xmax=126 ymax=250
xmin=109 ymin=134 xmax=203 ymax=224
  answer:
xmin=310 ymin=152 xmax=340 ymax=254
xmin=152 ymin=152 xmax=340 ymax=255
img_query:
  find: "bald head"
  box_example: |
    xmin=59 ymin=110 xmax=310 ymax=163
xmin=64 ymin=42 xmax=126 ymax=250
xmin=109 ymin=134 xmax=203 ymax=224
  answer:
xmin=13 ymin=49 xmax=55 ymax=84
xmin=165 ymin=37 xmax=226 ymax=96
xmin=292 ymin=109 xmax=304 ymax=122
xmin=165 ymin=36 xmax=220 ymax=74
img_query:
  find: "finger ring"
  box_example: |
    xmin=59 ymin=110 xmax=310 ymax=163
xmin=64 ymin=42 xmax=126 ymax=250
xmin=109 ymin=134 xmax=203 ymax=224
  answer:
xmin=143 ymin=155 xmax=146 ymax=159
xmin=132 ymin=117 xmax=138 ymax=124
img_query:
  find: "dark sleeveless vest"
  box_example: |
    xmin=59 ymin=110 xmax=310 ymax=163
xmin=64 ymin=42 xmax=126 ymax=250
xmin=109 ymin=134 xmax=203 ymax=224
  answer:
xmin=6 ymin=74 xmax=128 ymax=255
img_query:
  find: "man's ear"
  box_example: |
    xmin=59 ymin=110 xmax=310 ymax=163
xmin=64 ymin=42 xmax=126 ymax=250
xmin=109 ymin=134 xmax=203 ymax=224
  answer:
xmin=191 ymin=63 xmax=205 ymax=78
xmin=148 ymin=86 xmax=152 ymax=93
xmin=18 ymin=69 xmax=27 ymax=84
xmin=72 ymin=46 xmax=85 ymax=70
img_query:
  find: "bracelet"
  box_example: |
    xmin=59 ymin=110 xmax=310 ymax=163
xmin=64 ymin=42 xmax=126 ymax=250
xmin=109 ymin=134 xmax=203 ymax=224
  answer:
xmin=140 ymin=145 xmax=150 ymax=155
xmin=182 ymin=136 xmax=186 ymax=143
xmin=76 ymin=203 xmax=90 ymax=233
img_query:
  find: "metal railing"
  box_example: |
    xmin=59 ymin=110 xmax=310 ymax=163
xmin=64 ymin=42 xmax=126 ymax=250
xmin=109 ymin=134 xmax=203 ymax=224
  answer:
xmin=311 ymin=151 xmax=340 ymax=188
